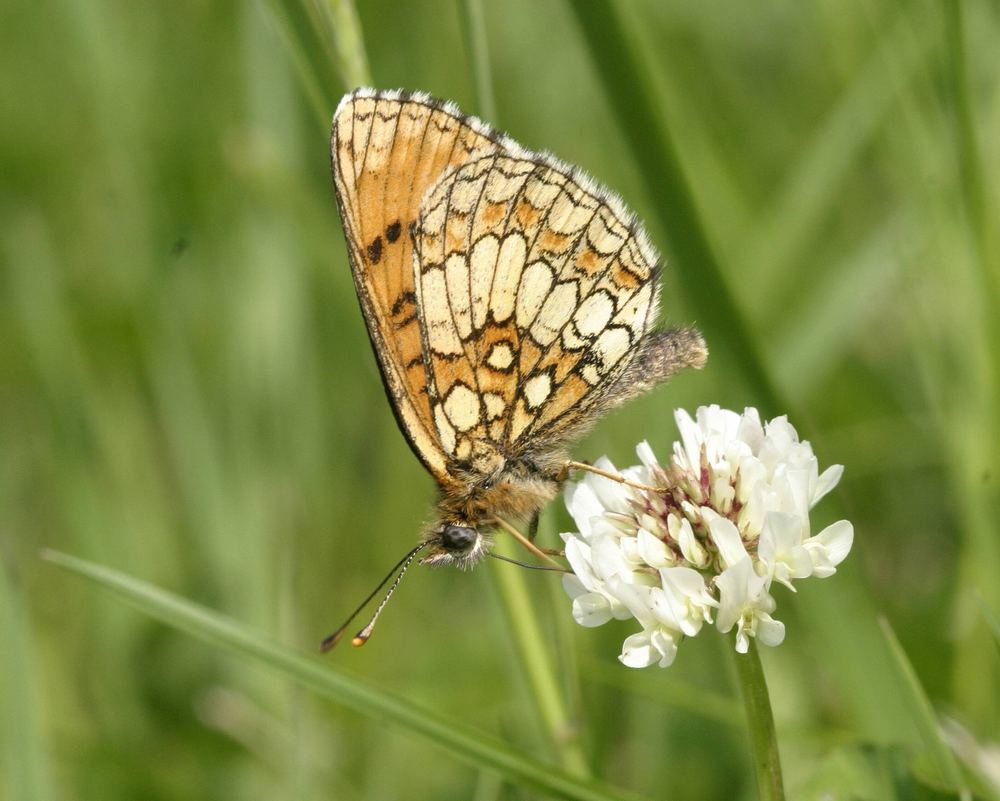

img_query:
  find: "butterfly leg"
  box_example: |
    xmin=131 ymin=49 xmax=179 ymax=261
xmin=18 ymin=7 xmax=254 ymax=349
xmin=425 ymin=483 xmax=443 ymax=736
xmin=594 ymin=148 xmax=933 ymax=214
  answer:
xmin=526 ymin=511 xmax=540 ymax=542
xmin=491 ymin=516 xmax=563 ymax=568
xmin=562 ymin=460 xmax=666 ymax=494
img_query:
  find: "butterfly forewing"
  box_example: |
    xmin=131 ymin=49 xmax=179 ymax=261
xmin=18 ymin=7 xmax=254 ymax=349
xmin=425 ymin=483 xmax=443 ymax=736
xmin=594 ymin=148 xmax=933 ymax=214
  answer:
xmin=331 ymin=90 xmax=507 ymax=482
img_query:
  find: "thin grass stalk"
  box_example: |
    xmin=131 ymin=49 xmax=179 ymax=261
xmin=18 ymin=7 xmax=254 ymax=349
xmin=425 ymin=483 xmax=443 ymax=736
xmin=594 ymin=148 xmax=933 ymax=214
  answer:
xmin=324 ymin=0 xmax=371 ymax=88
xmin=567 ymin=0 xmax=783 ymax=415
xmin=1 ymin=557 xmax=54 ymax=801
xmin=878 ymin=618 xmax=970 ymax=795
xmin=263 ymin=0 xmax=339 ymax=127
xmin=489 ymin=537 xmax=590 ymax=777
xmin=459 ymin=0 xmax=497 ymax=122
xmin=457 ymin=3 xmax=588 ymax=774
xmin=942 ymin=0 xmax=1000 ymax=732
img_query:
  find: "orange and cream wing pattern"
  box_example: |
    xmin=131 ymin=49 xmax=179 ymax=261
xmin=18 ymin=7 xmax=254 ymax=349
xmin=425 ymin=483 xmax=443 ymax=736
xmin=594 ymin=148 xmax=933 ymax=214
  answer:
xmin=331 ymin=89 xmax=510 ymax=482
xmin=411 ymin=151 xmax=661 ymax=465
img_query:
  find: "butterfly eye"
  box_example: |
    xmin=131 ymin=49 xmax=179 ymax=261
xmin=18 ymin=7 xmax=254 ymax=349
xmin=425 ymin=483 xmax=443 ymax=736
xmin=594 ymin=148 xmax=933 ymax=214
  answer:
xmin=440 ymin=524 xmax=478 ymax=554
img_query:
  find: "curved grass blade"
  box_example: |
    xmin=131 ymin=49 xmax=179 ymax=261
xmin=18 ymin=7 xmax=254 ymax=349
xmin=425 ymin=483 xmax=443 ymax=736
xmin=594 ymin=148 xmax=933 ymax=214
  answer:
xmin=878 ymin=617 xmax=969 ymax=797
xmin=567 ymin=0 xmax=782 ymax=415
xmin=42 ymin=549 xmax=649 ymax=801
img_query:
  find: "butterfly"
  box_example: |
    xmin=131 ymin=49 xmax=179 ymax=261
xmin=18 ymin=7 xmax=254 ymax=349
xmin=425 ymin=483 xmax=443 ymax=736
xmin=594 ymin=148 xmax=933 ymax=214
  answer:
xmin=326 ymin=88 xmax=706 ymax=646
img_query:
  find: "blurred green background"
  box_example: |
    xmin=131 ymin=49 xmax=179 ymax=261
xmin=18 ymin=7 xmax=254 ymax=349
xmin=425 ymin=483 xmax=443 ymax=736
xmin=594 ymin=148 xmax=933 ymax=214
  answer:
xmin=2 ymin=0 xmax=999 ymax=799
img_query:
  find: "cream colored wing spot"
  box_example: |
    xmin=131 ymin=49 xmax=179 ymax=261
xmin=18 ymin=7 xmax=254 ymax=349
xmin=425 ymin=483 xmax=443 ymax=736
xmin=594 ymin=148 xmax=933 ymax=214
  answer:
xmin=523 ymin=372 xmax=553 ymax=410
xmin=433 ymin=403 xmax=458 ymax=455
xmin=445 ymin=254 xmax=472 ymax=339
xmin=469 ymin=235 xmax=499 ymax=330
xmin=486 ymin=341 xmax=515 ymax=371
xmin=420 ymin=266 xmax=465 ymax=355
xmin=573 ymin=290 xmax=615 ymax=336
xmin=593 ymin=326 xmax=632 ymax=372
xmin=547 ymin=189 xmax=598 ymax=236
xmin=449 ymin=170 xmax=489 ymax=215
xmin=613 ymin=282 xmax=653 ymax=339
xmin=490 ymin=233 xmax=527 ymax=323
xmin=523 ymin=170 xmax=563 ymax=208
xmin=531 ymin=280 xmax=578 ymax=346
xmin=586 ymin=209 xmax=626 ymax=256
xmin=484 ymin=161 xmax=535 ymax=202
xmin=443 ymin=383 xmax=481 ymax=432
xmin=581 ymin=363 xmax=601 ymax=385
xmin=483 ymin=392 xmax=506 ymax=420
xmin=515 ymin=261 xmax=554 ymax=330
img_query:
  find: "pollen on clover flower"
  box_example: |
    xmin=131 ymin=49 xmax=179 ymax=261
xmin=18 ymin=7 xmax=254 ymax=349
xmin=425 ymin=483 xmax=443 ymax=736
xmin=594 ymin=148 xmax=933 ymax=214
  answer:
xmin=561 ymin=405 xmax=853 ymax=668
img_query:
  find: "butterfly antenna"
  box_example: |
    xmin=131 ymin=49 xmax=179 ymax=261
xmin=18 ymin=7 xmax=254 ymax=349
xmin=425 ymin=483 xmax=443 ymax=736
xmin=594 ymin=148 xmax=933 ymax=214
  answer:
xmin=320 ymin=543 xmax=426 ymax=652
xmin=488 ymin=552 xmax=568 ymax=572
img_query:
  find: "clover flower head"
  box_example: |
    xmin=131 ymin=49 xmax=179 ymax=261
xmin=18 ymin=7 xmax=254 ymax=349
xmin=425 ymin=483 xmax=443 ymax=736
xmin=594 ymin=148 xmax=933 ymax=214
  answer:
xmin=561 ymin=405 xmax=853 ymax=667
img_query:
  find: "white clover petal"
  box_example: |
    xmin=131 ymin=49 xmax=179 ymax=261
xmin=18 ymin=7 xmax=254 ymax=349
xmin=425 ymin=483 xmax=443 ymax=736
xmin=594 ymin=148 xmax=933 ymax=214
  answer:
xmin=803 ymin=520 xmax=854 ymax=577
xmin=589 ymin=457 xmax=633 ymax=513
xmin=716 ymin=556 xmax=781 ymax=653
xmin=659 ymin=566 xmax=717 ymax=636
xmin=563 ymin=481 xmax=604 ymax=539
xmin=702 ymin=508 xmax=747 ymax=569
xmin=812 ymin=464 xmax=844 ymax=506
xmin=561 ymin=542 xmax=630 ymax=621
xmin=619 ymin=631 xmax=660 ymax=668
xmin=675 ymin=515 xmax=709 ymax=567
xmin=673 ymin=408 xmax=702 ymax=472
xmin=647 ymin=586 xmax=682 ymax=629
xmin=637 ymin=528 xmax=674 ymax=567
xmin=590 ymin=534 xmax=635 ymax=582
xmin=715 ymin=557 xmax=754 ymax=634
xmin=562 ymin=536 xmax=604 ymax=593
xmin=755 ymin=613 xmax=786 ymax=648
xmin=571 ymin=592 xmax=614 ymax=627
xmin=635 ymin=440 xmax=660 ymax=471
xmin=710 ymin=475 xmax=736 ymax=514
xmin=735 ymin=456 xmax=765 ymax=504
xmin=606 ymin=576 xmax=657 ymax=630
xmin=618 ymin=627 xmax=679 ymax=668
xmin=619 ymin=535 xmax=643 ymax=567
xmin=757 ymin=511 xmax=812 ymax=588
xmin=561 ymin=573 xmax=587 ymax=600
xmin=736 ymin=407 xmax=764 ymax=452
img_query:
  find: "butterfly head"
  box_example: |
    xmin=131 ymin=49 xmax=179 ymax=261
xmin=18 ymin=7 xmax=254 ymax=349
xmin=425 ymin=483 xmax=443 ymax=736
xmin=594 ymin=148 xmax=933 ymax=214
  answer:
xmin=420 ymin=522 xmax=489 ymax=569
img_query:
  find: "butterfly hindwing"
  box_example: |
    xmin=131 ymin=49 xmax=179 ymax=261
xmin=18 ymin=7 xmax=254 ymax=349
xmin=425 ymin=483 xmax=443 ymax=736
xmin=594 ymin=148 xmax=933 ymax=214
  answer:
xmin=411 ymin=152 xmax=661 ymax=469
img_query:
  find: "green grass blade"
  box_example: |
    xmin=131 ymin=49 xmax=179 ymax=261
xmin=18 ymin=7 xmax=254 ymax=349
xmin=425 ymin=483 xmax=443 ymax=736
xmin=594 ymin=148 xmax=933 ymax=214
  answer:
xmin=942 ymin=0 xmax=1000 ymax=733
xmin=1 ymin=558 xmax=55 ymax=801
xmin=878 ymin=617 xmax=968 ymax=794
xmin=262 ymin=0 xmax=371 ymax=130
xmin=261 ymin=0 xmax=341 ymax=128
xmin=567 ymin=0 xmax=783 ymax=414
xmin=323 ymin=0 xmax=372 ymax=88
xmin=488 ymin=537 xmax=591 ymax=777
xmin=42 ymin=549 xmax=650 ymax=801
xmin=458 ymin=0 xmax=497 ymax=122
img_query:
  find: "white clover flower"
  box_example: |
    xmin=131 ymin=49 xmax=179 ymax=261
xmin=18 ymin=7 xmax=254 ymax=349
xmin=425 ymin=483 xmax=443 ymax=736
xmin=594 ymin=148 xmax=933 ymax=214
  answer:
xmin=561 ymin=405 xmax=853 ymax=668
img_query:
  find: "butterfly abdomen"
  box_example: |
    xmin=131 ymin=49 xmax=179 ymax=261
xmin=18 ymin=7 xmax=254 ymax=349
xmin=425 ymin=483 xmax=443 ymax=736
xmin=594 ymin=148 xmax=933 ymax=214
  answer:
xmin=605 ymin=328 xmax=707 ymax=410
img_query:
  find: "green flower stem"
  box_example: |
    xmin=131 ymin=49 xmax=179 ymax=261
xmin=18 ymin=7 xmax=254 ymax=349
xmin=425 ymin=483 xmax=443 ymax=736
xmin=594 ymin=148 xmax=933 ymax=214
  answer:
xmin=489 ymin=535 xmax=589 ymax=778
xmin=732 ymin=641 xmax=785 ymax=801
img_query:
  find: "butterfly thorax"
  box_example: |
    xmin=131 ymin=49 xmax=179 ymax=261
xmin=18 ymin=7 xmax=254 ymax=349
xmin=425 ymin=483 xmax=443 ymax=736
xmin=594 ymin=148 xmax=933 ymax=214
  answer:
xmin=419 ymin=449 xmax=566 ymax=568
